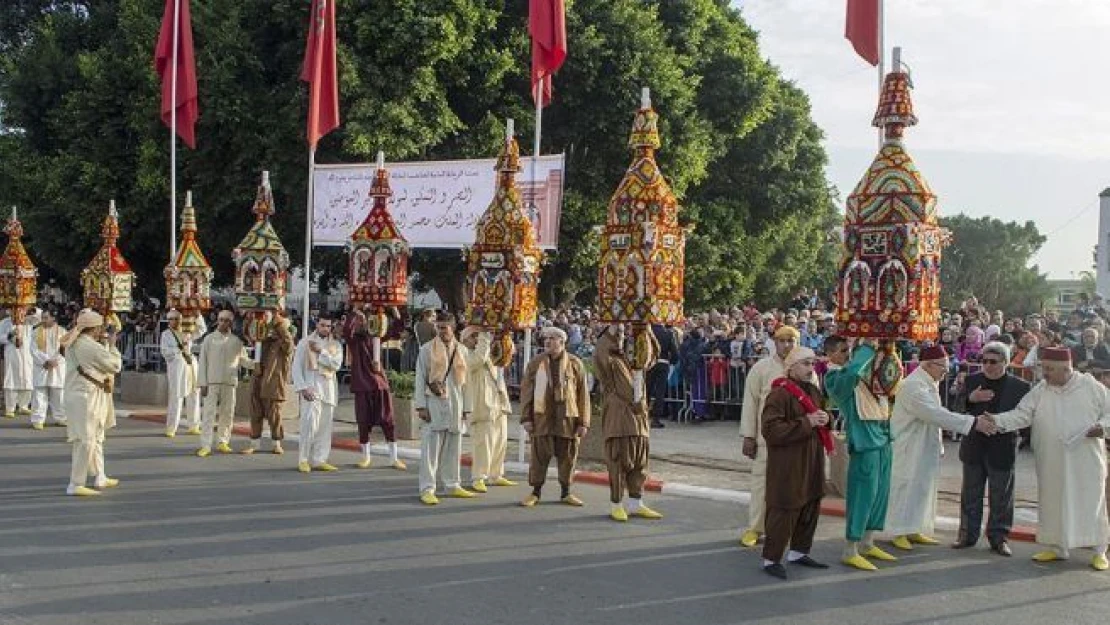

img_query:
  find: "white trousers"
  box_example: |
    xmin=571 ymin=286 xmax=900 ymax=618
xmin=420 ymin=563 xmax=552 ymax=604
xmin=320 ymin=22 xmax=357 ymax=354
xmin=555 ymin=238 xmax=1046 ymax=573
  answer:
xmin=200 ymin=385 xmax=237 ymax=448
xmin=69 ymin=423 xmax=106 ymax=488
xmin=299 ymin=399 xmax=335 ymax=465
xmin=166 ymin=390 xmax=201 ymax=432
xmin=470 ymin=417 xmax=507 ymax=481
xmin=419 ymin=427 xmax=462 ymax=493
xmin=746 ymin=442 xmax=767 ymax=534
xmin=31 ymin=387 xmax=66 ymax=425
xmin=5 ymin=389 xmax=31 ymax=414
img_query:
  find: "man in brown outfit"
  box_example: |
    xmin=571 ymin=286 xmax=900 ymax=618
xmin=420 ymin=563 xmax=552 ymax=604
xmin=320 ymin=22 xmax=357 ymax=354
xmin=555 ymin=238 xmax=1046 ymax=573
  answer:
xmin=760 ymin=346 xmax=831 ymax=579
xmin=519 ymin=326 xmax=591 ymax=507
xmin=241 ymin=314 xmax=294 ymax=455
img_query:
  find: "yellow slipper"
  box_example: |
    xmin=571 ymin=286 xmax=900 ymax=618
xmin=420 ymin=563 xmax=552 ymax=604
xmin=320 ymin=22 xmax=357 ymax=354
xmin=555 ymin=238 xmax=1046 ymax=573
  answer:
xmin=272 ymin=443 xmax=284 ymax=455
xmin=95 ymin=478 xmax=120 ymax=489
xmin=470 ymin=479 xmax=488 ymax=494
xmin=68 ymin=486 xmax=101 ymax=497
xmin=1092 ymin=554 xmax=1109 ymax=571
xmin=163 ymin=430 xmax=176 ymax=438
xmin=186 ymin=427 xmax=202 ymax=435
xmin=739 ymin=530 xmax=761 ymax=548
xmin=1032 ymin=550 xmax=1063 ymax=563
xmin=610 ymin=506 xmax=629 ymax=522
xmin=631 ymin=505 xmax=663 ymax=520
xmin=448 ymin=486 xmax=477 ymax=498
xmin=490 ymin=476 xmax=516 ymax=487
xmin=891 ymin=536 xmax=914 ymax=551
xmin=355 ymin=458 xmax=372 ymax=469
xmin=239 ymin=447 xmax=255 ymax=455
xmin=312 ymin=463 xmax=339 ymax=472
xmin=3 ymin=412 xmax=15 ymax=419
xmin=842 ymin=555 xmax=879 ymax=571
xmin=31 ymin=422 xmax=44 ymax=430
xmin=420 ymin=491 xmax=440 ymax=506
xmin=521 ymin=494 xmax=539 ymax=508
xmin=862 ymin=545 xmax=898 ymax=561
xmin=215 ymin=442 xmax=233 ymax=454
xmin=297 ymin=461 xmax=311 ymax=473
xmin=909 ymin=533 xmax=940 ymax=545
xmin=561 ymin=494 xmax=585 ymax=507
xmin=391 ymin=460 xmax=407 ymax=471
xmin=196 ymin=447 xmax=211 ymax=458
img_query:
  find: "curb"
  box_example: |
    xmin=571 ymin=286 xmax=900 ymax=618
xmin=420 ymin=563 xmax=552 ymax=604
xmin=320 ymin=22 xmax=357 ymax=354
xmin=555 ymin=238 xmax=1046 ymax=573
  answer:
xmin=124 ymin=410 xmax=1039 ymax=543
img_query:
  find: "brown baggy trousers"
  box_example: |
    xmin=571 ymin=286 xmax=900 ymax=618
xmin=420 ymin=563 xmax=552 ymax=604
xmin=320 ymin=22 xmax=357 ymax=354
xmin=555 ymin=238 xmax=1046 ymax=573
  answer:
xmin=529 ymin=435 xmax=579 ymax=488
xmin=763 ymin=497 xmax=822 ymax=563
xmin=605 ymin=435 xmax=650 ymax=503
xmin=249 ymin=384 xmax=284 ymax=441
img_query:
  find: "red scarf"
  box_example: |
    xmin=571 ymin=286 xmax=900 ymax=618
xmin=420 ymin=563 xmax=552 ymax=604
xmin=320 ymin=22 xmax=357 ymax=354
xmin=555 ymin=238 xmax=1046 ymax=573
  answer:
xmin=771 ymin=377 xmax=835 ymax=455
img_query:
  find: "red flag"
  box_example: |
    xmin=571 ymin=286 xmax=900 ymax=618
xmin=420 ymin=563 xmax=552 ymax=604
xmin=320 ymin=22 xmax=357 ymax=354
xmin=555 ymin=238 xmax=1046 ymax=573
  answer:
xmin=154 ymin=0 xmax=198 ymax=149
xmin=845 ymin=0 xmax=880 ymax=66
xmin=529 ymin=0 xmax=567 ymax=107
xmin=301 ymin=0 xmax=340 ymax=149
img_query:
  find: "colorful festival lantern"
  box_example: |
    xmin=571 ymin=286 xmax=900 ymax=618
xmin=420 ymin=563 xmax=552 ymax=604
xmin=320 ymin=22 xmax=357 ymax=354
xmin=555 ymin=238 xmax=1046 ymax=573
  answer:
xmin=463 ymin=119 xmax=542 ymax=367
xmin=81 ymin=200 xmax=134 ymax=328
xmin=597 ymin=88 xmax=687 ymax=371
xmin=164 ymin=191 xmax=214 ymax=333
xmin=233 ymin=171 xmax=291 ymax=343
xmin=348 ymin=151 xmax=409 ymax=338
xmin=836 ymin=49 xmax=949 ymax=396
xmin=0 ymin=207 xmax=38 ymax=324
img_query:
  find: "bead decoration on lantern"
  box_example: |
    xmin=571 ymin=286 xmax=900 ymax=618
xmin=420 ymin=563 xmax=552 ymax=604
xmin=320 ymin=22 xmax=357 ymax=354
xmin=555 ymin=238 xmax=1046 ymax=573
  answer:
xmin=597 ymin=87 xmax=688 ymax=368
xmin=836 ymin=48 xmax=950 ymax=396
xmin=233 ymin=171 xmax=291 ymax=343
xmin=0 ymin=207 xmax=38 ymax=325
xmin=80 ymin=199 xmax=134 ymax=328
xmin=348 ymin=151 xmax=409 ymax=338
xmin=164 ymin=191 xmax=214 ymax=334
xmin=463 ymin=118 xmax=543 ymax=367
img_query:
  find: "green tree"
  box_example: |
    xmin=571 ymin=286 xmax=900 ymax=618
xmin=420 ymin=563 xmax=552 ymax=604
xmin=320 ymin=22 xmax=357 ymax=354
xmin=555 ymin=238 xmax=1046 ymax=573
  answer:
xmin=940 ymin=214 xmax=1053 ymax=316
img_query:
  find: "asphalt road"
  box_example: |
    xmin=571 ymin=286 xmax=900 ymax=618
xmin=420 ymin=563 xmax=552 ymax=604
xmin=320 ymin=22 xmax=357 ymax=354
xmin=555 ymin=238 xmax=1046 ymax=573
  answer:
xmin=1 ymin=418 xmax=1108 ymax=625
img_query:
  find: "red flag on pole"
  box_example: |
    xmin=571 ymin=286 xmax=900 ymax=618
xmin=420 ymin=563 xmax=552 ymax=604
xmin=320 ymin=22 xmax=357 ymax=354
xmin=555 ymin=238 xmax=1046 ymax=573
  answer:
xmin=154 ymin=0 xmax=198 ymax=149
xmin=529 ymin=0 xmax=567 ymax=107
xmin=301 ymin=0 xmax=340 ymax=149
xmin=845 ymin=0 xmax=880 ymax=66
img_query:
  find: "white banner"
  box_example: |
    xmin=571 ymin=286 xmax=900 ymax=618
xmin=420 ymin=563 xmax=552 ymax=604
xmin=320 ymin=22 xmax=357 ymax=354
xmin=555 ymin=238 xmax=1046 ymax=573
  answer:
xmin=312 ymin=155 xmax=565 ymax=250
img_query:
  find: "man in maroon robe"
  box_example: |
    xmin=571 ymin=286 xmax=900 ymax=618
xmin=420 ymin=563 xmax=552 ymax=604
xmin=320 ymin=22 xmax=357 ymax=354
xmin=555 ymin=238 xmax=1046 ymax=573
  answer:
xmin=345 ymin=309 xmax=406 ymax=470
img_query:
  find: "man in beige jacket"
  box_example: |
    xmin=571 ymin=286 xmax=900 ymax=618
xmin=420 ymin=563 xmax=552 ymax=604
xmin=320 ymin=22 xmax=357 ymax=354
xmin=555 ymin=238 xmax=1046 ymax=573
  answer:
xmin=196 ymin=309 xmax=253 ymax=457
xmin=461 ymin=327 xmax=516 ymax=493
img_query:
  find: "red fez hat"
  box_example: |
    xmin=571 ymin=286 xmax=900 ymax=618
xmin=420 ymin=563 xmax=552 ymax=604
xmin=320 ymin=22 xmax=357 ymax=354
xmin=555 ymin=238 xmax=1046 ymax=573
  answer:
xmin=1040 ymin=347 xmax=1072 ymax=363
xmin=919 ymin=345 xmax=948 ymax=362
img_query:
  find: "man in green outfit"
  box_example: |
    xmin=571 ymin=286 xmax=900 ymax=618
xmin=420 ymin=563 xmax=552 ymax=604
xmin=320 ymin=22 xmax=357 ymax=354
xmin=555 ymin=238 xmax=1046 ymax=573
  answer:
xmin=823 ymin=336 xmax=899 ymax=571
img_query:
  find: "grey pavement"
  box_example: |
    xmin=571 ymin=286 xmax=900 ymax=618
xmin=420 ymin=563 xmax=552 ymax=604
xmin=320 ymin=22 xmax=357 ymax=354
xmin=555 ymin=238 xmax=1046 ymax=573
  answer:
xmin=2 ymin=417 xmax=1107 ymax=625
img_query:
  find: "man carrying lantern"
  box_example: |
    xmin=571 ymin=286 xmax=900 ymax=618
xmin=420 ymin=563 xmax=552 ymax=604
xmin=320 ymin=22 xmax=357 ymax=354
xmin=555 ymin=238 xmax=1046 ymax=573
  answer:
xmin=242 ymin=313 xmax=294 ymax=456
xmin=345 ymin=308 xmax=406 ymax=471
xmin=461 ymin=326 xmax=514 ymax=492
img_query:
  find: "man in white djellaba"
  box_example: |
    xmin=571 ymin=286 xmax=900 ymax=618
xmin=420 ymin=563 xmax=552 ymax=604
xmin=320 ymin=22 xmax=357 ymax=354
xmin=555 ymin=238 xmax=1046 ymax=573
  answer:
xmin=0 ymin=306 xmax=36 ymax=417
xmin=886 ymin=345 xmax=996 ymax=551
xmin=985 ymin=346 xmax=1110 ymax=571
xmin=30 ymin=309 xmax=67 ymax=429
xmin=160 ymin=309 xmax=206 ymax=437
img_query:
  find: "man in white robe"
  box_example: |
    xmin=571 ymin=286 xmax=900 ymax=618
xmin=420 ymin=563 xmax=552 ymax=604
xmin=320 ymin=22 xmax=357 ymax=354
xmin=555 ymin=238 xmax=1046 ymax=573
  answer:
xmin=887 ymin=345 xmax=994 ymax=550
xmin=0 ymin=308 xmax=35 ymax=417
xmin=986 ymin=347 xmax=1110 ymax=570
xmin=196 ymin=310 xmax=253 ymax=457
xmin=62 ymin=309 xmax=123 ymax=496
xmin=160 ymin=309 xmax=206 ymax=437
xmin=292 ymin=316 xmax=343 ymax=473
xmin=414 ymin=312 xmax=474 ymax=505
xmin=462 ymin=327 xmax=515 ymax=492
xmin=738 ymin=325 xmax=797 ymax=547
xmin=30 ymin=309 xmax=66 ymax=429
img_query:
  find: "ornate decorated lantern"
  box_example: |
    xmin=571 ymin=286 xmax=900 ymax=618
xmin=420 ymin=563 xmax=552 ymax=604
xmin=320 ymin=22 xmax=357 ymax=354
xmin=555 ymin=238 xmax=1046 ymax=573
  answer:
xmin=463 ymin=119 xmax=543 ymax=366
xmin=597 ymin=88 xmax=687 ymax=373
xmin=81 ymin=200 xmax=134 ymax=328
xmin=0 ymin=207 xmax=38 ymax=324
xmin=348 ymin=151 xmax=409 ymax=339
xmin=836 ymin=49 xmax=949 ymax=396
xmin=164 ymin=191 xmax=214 ymax=333
xmin=233 ymin=171 xmax=291 ymax=343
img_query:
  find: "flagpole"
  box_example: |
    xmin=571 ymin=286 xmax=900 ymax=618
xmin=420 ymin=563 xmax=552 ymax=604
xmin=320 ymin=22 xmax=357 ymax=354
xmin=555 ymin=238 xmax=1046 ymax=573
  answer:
xmin=303 ymin=147 xmax=315 ymax=339
xmin=518 ymin=81 xmax=543 ymax=465
xmin=877 ymin=0 xmax=885 ymax=148
xmin=170 ymin=0 xmax=180 ymax=262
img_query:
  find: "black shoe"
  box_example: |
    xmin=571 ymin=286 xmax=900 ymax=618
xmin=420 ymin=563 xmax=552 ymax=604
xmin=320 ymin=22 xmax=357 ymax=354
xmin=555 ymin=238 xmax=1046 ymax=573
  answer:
xmin=991 ymin=541 xmax=1013 ymax=557
xmin=951 ymin=540 xmax=977 ymax=549
xmin=790 ymin=555 xmax=829 ymax=569
xmin=763 ymin=563 xmax=788 ymax=579
xmin=651 ymin=419 xmax=665 ymax=429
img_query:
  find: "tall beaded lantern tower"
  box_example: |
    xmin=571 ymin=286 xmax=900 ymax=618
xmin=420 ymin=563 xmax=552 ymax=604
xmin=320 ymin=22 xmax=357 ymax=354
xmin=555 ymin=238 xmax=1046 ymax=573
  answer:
xmin=836 ymin=48 xmax=949 ymax=396
xmin=81 ymin=200 xmax=134 ymax=329
xmin=164 ymin=191 xmax=214 ymax=334
xmin=348 ymin=151 xmax=410 ymax=358
xmin=233 ymin=171 xmax=291 ymax=344
xmin=597 ymin=88 xmax=686 ymax=379
xmin=0 ymin=207 xmax=38 ymax=325
xmin=463 ymin=119 xmax=543 ymax=367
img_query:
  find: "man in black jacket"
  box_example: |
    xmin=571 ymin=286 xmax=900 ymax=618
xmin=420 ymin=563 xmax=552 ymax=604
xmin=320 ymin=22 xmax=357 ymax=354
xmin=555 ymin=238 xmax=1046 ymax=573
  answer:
xmin=1071 ymin=327 xmax=1110 ymax=372
xmin=649 ymin=323 xmax=679 ymax=428
xmin=953 ymin=341 xmax=1030 ymax=556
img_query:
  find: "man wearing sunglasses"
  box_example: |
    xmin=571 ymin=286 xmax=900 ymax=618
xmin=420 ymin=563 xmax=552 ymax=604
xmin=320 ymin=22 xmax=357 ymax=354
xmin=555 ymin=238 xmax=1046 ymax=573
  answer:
xmin=953 ymin=341 xmax=1030 ymax=556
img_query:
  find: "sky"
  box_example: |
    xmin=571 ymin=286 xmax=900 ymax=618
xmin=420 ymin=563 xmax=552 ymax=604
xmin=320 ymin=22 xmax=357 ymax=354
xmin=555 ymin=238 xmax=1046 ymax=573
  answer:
xmin=736 ymin=0 xmax=1110 ymax=279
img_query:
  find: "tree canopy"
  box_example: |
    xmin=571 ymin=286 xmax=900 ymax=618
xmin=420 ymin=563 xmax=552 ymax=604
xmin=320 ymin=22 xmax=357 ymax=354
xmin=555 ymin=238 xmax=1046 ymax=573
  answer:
xmin=0 ymin=0 xmax=837 ymax=311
